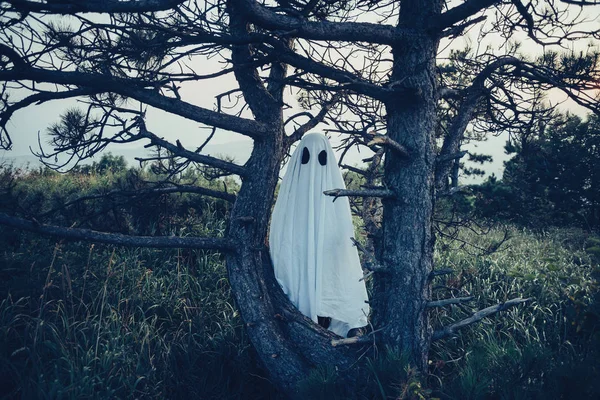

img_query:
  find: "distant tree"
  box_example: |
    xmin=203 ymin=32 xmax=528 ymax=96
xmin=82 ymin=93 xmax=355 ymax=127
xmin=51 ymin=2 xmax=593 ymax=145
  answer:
xmin=476 ymin=112 xmax=600 ymax=228
xmin=1 ymin=0 xmax=600 ymax=395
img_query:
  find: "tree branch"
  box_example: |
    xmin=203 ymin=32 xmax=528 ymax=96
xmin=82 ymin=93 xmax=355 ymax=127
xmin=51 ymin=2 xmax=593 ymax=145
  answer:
xmin=5 ymin=0 xmax=183 ymax=14
xmin=0 ymin=66 xmax=268 ymax=139
xmin=435 ymin=56 xmax=520 ymax=189
xmin=350 ymin=237 xmax=387 ymax=273
xmin=432 ymin=297 xmax=532 ymax=341
xmin=428 ymin=0 xmax=502 ymax=33
xmin=0 ymin=212 xmax=235 ymax=251
xmin=367 ymin=134 xmax=410 ymax=159
xmin=286 ymin=93 xmax=341 ymax=145
xmin=427 ymin=296 xmax=474 ymax=308
xmin=228 ymin=0 xmax=280 ymax=122
xmin=235 ymin=0 xmax=403 ymax=45
xmin=39 ymin=184 xmax=236 ymax=218
xmin=271 ymin=42 xmax=392 ymax=100
xmin=138 ymin=126 xmax=247 ymax=177
xmin=436 ymin=150 xmax=468 ymax=164
xmin=0 ymin=87 xmax=100 ymax=150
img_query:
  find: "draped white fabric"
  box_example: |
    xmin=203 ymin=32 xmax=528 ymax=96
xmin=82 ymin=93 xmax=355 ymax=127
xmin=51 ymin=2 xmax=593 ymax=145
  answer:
xmin=269 ymin=133 xmax=369 ymax=337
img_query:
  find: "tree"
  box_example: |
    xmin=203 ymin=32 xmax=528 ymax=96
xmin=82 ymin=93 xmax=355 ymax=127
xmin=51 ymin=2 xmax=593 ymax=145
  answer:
xmin=476 ymin=112 xmax=600 ymax=228
xmin=1 ymin=0 xmax=600 ymax=395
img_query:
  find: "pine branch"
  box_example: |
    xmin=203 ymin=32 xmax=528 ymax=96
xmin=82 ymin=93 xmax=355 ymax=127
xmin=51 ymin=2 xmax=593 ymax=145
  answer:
xmin=0 ymin=66 xmax=268 ymax=139
xmin=436 ymin=150 xmax=468 ymax=164
xmin=39 ymin=184 xmax=236 ymax=218
xmin=0 ymin=212 xmax=234 ymax=251
xmin=432 ymin=297 xmax=532 ymax=341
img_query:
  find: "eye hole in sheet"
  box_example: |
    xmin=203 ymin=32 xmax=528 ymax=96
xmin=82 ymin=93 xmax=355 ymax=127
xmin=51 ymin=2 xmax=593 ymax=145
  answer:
xmin=301 ymin=147 xmax=310 ymax=164
xmin=318 ymin=150 xmax=327 ymax=166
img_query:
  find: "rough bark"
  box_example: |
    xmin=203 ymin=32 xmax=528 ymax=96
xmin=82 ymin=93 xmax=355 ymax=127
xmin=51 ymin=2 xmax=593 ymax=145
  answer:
xmin=372 ymin=0 xmax=442 ymax=370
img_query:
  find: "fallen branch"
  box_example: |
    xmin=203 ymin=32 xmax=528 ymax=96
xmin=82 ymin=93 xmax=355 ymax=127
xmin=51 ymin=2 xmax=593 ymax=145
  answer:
xmin=432 ymin=297 xmax=532 ymax=341
xmin=427 ymin=296 xmax=474 ymax=308
xmin=0 ymin=212 xmax=235 ymax=251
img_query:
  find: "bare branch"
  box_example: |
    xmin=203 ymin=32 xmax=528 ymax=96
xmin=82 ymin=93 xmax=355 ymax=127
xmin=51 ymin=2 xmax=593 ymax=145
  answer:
xmin=0 ymin=67 xmax=268 ymax=139
xmin=350 ymin=237 xmax=387 ymax=273
xmin=367 ymin=134 xmax=410 ymax=159
xmin=138 ymin=126 xmax=247 ymax=177
xmin=429 ymin=0 xmax=501 ymax=33
xmin=286 ymin=93 xmax=341 ymax=145
xmin=5 ymin=0 xmax=184 ymax=14
xmin=427 ymin=296 xmax=474 ymax=308
xmin=39 ymin=184 xmax=236 ymax=219
xmin=0 ymin=212 xmax=235 ymax=251
xmin=331 ymin=335 xmax=372 ymax=347
xmin=432 ymin=298 xmax=532 ymax=341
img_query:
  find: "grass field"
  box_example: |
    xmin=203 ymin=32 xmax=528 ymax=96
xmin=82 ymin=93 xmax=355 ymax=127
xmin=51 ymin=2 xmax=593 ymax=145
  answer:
xmin=1 ymin=164 xmax=598 ymax=399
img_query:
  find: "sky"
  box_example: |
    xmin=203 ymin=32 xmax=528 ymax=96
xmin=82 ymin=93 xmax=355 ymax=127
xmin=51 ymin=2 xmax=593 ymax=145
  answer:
xmin=1 ymin=2 xmax=599 ymax=184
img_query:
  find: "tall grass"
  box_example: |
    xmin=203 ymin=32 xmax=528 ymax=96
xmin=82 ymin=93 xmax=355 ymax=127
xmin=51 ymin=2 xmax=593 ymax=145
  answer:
xmin=431 ymin=226 xmax=600 ymax=399
xmin=0 ymin=240 xmax=276 ymax=399
xmin=1 ymin=163 xmax=599 ymax=398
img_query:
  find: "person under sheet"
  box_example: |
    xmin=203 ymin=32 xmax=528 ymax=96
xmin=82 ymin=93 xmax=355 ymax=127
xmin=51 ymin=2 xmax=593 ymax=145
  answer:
xmin=269 ymin=132 xmax=369 ymax=337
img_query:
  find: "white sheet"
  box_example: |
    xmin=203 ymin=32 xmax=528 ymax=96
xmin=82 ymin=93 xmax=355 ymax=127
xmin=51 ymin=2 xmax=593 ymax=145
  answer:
xmin=269 ymin=133 xmax=369 ymax=337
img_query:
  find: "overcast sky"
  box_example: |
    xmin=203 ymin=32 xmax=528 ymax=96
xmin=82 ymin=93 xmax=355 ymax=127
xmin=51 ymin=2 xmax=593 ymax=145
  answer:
xmin=2 ymin=3 xmax=598 ymax=183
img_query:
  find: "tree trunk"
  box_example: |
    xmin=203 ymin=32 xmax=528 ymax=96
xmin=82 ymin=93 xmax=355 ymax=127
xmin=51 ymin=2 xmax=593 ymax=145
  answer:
xmin=372 ymin=0 xmax=441 ymax=370
xmin=225 ymin=127 xmax=361 ymax=394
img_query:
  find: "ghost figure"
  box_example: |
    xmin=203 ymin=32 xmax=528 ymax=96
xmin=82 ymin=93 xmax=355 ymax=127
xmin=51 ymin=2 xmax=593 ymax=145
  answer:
xmin=269 ymin=132 xmax=369 ymax=337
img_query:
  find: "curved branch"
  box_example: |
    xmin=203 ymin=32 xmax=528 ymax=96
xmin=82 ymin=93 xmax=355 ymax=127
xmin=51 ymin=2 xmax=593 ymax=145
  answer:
xmin=285 ymin=93 xmax=341 ymax=145
xmin=435 ymin=56 xmax=520 ymax=189
xmin=0 ymin=212 xmax=235 ymax=251
xmin=271 ymin=42 xmax=392 ymax=100
xmin=0 ymin=67 xmax=269 ymax=139
xmin=1 ymin=88 xmax=99 ymax=146
xmin=228 ymin=0 xmax=280 ymax=122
